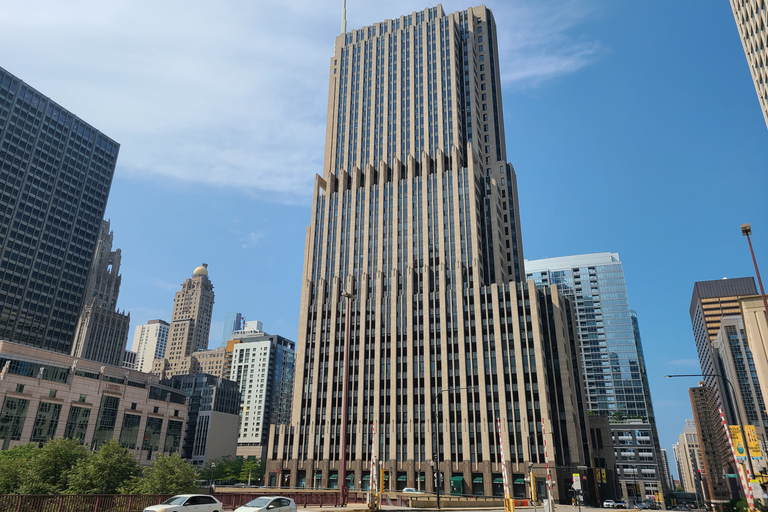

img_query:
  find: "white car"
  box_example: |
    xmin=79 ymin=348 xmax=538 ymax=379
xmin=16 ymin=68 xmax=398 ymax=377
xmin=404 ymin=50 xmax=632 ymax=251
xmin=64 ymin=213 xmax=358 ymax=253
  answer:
xmin=234 ymin=496 xmax=297 ymax=512
xmin=143 ymin=494 xmax=222 ymax=512
xmin=604 ymin=500 xmax=616 ymax=508
xmin=402 ymin=488 xmax=422 ymax=493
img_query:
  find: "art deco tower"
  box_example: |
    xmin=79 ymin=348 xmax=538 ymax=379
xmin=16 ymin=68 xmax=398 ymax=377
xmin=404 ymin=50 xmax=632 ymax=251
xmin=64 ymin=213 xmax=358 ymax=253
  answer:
xmin=268 ymin=5 xmax=589 ymax=499
xmin=152 ymin=264 xmax=214 ymax=378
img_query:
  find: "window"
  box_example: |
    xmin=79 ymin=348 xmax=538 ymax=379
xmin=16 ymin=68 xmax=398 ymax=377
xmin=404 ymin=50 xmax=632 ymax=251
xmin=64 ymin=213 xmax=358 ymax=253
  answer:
xmin=49 ymin=389 xmax=57 ymax=398
xmin=131 ymin=403 xmax=137 ymax=410
xmin=79 ymin=394 xmax=86 ymax=402
xmin=15 ymin=384 xmax=24 ymax=393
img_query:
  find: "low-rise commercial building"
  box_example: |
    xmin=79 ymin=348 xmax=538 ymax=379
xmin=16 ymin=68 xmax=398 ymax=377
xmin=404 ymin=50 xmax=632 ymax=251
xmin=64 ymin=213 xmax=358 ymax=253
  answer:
xmin=0 ymin=340 xmax=188 ymax=464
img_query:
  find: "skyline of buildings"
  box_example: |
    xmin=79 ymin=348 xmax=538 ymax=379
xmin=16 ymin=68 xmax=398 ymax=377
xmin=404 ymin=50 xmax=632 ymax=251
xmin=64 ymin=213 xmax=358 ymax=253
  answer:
xmin=0 ymin=0 xmax=760 ymax=490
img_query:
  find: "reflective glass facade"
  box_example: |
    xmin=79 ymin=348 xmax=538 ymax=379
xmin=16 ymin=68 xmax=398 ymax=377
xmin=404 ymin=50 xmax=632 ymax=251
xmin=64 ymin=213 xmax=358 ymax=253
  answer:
xmin=0 ymin=67 xmax=119 ymax=354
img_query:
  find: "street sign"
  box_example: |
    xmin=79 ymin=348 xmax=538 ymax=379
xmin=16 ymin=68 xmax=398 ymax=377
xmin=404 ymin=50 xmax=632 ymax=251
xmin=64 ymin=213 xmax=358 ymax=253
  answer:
xmin=572 ymin=473 xmax=581 ymax=491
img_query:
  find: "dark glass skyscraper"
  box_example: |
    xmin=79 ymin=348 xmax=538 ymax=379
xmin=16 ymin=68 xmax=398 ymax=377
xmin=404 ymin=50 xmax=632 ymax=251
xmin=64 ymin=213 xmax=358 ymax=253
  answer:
xmin=268 ymin=6 xmax=590 ymax=500
xmin=0 ymin=67 xmax=119 ymax=354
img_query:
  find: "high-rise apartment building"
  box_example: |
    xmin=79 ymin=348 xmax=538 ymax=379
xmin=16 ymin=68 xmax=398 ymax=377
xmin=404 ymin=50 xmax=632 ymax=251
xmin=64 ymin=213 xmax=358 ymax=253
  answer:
xmin=70 ymin=219 xmax=130 ymax=366
xmin=268 ymin=5 xmax=589 ymax=501
xmin=0 ymin=67 xmax=119 ymax=353
xmin=229 ymin=322 xmax=295 ymax=460
xmin=152 ymin=264 xmax=215 ymax=378
xmin=730 ymin=0 xmax=768 ymax=128
xmin=131 ymin=319 xmax=170 ymax=373
xmin=526 ymin=253 xmax=663 ymax=500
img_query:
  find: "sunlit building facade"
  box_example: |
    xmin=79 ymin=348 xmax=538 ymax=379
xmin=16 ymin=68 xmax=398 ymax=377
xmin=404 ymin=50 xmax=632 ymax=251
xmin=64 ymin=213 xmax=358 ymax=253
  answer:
xmin=267 ymin=5 xmax=589 ymax=501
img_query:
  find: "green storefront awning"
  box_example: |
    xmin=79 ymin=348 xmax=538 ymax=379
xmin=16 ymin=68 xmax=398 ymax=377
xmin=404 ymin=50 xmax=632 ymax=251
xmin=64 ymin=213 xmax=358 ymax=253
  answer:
xmin=494 ymin=478 xmax=504 ymax=484
xmin=398 ymin=475 xmax=407 ymax=481
xmin=513 ymin=478 xmax=525 ymax=484
xmin=347 ymin=474 xmax=354 ymax=480
xmin=384 ymin=474 xmax=389 ymax=480
xmin=315 ymin=474 xmax=323 ymax=479
xmin=329 ymin=474 xmax=338 ymax=480
xmin=450 ymin=476 xmax=464 ymax=483
xmin=473 ymin=477 xmax=483 ymax=483
xmin=363 ymin=475 xmax=370 ymax=480
xmin=419 ymin=475 xmax=425 ymax=481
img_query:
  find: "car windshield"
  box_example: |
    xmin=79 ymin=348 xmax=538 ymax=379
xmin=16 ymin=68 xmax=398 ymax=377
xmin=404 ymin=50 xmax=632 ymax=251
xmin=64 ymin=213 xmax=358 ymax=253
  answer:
xmin=246 ymin=497 xmax=273 ymax=507
xmin=162 ymin=496 xmax=188 ymax=505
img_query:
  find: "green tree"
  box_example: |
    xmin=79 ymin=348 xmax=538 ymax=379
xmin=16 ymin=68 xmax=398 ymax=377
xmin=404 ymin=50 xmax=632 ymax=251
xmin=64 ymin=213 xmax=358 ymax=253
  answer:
xmin=611 ymin=410 xmax=626 ymax=423
xmin=67 ymin=439 xmax=141 ymax=494
xmin=121 ymin=453 xmax=197 ymax=495
xmin=0 ymin=443 xmax=39 ymax=493
xmin=19 ymin=438 xmax=90 ymax=494
xmin=239 ymin=459 xmax=264 ymax=485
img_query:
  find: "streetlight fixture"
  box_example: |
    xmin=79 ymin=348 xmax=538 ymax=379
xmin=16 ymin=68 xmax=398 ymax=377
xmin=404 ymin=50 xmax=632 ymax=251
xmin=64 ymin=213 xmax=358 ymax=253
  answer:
xmin=666 ymin=373 xmax=756 ymax=508
xmin=210 ymin=462 xmax=216 ymax=494
xmin=431 ymin=385 xmax=476 ymax=509
xmin=741 ymin=223 xmax=768 ymax=323
xmin=339 ymin=285 xmax=354 ymax=504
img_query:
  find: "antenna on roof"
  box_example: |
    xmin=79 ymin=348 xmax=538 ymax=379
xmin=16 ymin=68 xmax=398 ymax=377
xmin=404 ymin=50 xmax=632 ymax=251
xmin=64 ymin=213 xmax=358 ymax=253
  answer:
xmin=341 ymin=0 xmax=347 ymax=34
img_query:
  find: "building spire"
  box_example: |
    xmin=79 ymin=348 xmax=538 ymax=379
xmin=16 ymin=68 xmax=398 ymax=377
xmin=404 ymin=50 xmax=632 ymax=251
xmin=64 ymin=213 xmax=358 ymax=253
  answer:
xmin=341 ymin=0 xmax=346 ymax=34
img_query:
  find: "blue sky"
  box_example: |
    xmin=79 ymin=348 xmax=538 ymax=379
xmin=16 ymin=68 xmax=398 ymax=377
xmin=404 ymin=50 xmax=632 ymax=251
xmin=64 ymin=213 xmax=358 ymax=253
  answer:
xmin=1 ymin=1 xmax=766 ymax=479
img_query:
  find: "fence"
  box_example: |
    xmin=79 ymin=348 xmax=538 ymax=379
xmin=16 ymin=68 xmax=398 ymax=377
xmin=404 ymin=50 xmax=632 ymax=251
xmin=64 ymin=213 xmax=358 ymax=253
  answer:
xmin=0 ymin=491 xmax=361 ymax=512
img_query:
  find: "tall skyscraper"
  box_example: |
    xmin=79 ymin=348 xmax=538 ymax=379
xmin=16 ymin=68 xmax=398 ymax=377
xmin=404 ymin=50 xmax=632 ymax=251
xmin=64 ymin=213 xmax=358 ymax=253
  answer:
xmin=70 ymin=219 xmax=130 ymax=366
xmin=0 ymin=67 xmax=119 ymax=353
xmin=690 ymin=278 xmax=758 ymax=426
xmin=526 ymin=253 xmax=664 ymax=500
xmin=152 ymin=264 xmax=215 ymax=378
xmin=131 ymin=319 xmax=170 ymax=373
xmin=730 ymin=0 xmax=768 ymax=128
xmin=268 ymin=5 xmax=589 ymax=501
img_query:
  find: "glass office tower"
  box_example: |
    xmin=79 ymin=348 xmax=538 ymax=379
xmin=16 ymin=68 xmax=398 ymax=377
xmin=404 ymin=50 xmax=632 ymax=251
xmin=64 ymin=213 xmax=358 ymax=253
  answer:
xmin=0 ymin=67 xmax=119 ymax=354
xmin=267 ymin=5 xmax=589 ymax=500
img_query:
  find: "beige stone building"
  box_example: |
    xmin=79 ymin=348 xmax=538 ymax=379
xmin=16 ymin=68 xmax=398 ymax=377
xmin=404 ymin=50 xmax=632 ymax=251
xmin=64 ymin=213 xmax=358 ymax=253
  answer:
xmin=267 ymin=4 xmax=592 ymax=502
xmin=0 ymin=340 xmax=188 ymax=464
xmin=152 ymin=264 xmax=215 ymax=378
xmin=730 ymin=0 xmax=768 ymax=128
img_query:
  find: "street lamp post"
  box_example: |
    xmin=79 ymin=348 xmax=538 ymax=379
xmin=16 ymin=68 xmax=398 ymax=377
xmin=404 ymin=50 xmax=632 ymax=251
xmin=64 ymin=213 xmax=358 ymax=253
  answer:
xmin=210 ymin=462 xmax=216 ymax=494
xmin=432 ymin=386 xmax=476 ymax=509
xmin=741 ymin=224 xmax=768 ymax=323
xmin=339 ymin=287 xmax=354 ymax=505
xmin=666 ymin=373 xmax=756 ymax=507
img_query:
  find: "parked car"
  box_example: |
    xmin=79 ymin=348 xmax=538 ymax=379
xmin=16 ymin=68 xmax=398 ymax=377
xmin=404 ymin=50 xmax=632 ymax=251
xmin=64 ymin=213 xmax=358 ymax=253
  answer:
xmin=604 ymin=500 xmax=616 ymax=508
xmin=402 ymin=488 xmax=423 ymax=493
xmin=615 ymin=500 xmax=628 ymax=509
xmin=234 ymin=496 xmax=297 ymax=512
xmin=143 ymin=495 xmax=222 ymax=512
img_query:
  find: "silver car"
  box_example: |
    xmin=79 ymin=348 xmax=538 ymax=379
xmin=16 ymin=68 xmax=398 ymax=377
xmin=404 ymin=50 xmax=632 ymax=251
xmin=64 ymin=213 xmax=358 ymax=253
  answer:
xmin=143 ymin=494 xmax=223 ymax=512
xmin=234 ymin=496 xmax=297 ymax=512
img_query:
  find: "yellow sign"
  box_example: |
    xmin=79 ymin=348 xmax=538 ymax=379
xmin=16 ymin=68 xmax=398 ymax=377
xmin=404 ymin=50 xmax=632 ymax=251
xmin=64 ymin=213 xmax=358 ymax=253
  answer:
xmin=745 ymin=425 xmax=763 ymax=459
xmin=601 ymin=469 xmax=607 ymax=483
xmin=730 ymin=425 xmax=747 ymax=459
xmin=731 ymin=425 xmax=764 ymax=460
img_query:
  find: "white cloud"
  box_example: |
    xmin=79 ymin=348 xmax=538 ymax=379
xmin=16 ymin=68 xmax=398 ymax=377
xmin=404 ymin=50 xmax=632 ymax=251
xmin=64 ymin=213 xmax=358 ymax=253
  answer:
xmin=150 ymin=278 xmax=181 ymax=292
xmin=0 ymin=0 xmax=600 ymax=202
xmin=241 ymin=231 xmax=266 ymax=249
